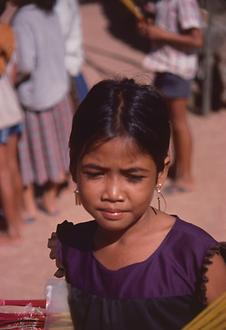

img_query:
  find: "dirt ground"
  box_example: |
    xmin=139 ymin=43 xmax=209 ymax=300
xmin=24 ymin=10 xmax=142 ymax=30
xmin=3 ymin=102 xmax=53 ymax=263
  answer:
xmin=0 ymin=3 xmax=226 ymax=300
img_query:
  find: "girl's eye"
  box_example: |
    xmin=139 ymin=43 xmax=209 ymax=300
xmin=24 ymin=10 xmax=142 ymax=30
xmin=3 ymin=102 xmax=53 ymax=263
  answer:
xmin=126 ymin=174 xmax=145 ymax=182
xmin=83 ymin=171 xmax=104 ymax=178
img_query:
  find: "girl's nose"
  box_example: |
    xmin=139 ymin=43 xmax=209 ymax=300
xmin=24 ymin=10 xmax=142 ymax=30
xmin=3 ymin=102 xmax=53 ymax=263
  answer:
xmin=101 ymin=177 xmax=124 ymax=202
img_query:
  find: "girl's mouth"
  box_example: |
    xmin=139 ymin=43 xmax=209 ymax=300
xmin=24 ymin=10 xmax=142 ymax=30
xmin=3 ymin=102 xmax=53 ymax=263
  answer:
xmin=100 ymin=209 xmax=125 ymax=221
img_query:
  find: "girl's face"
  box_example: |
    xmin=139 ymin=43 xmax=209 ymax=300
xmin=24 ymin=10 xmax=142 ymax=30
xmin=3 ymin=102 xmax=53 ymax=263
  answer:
xmin=76 ymin=137 xmax=168 ymax=232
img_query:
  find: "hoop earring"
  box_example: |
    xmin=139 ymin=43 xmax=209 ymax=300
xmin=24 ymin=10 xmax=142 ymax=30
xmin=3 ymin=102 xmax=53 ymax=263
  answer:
xmin=74 ymin=188 xmax=81 ymax=206
xmin=155 ymin=183 xmax=166 ymax=211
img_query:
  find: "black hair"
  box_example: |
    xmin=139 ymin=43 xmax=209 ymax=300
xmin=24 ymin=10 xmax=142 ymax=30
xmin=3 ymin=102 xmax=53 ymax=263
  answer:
xmin=0 ymin=0 xmax=6 ymax=15
xmin=69 ymin=78 xmax=170 ymax=180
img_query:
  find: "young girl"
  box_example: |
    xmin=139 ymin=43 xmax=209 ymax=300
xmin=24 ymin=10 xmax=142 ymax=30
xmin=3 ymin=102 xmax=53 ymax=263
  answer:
xmin=49 ymin=78 xmax=226 ymax=329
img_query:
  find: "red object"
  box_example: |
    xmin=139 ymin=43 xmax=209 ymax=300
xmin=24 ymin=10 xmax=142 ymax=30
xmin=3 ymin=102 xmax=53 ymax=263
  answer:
xmin=0 ymin=299 xmax=46 ymax=308
xmin=0 ymin=299 xmax=46 ymax=329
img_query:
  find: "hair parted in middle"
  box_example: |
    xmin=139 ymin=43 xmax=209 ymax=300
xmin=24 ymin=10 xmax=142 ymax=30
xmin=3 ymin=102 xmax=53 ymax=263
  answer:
xmin=69 ymin=78 xmax=171 ymax=180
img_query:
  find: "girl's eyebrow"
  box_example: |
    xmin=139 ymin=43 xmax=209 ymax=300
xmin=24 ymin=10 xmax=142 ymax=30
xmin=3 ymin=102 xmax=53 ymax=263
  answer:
xmin=121 ymin=167 xmax=149 ymax=173
xmin=81 ymin=164 xmax=108 ymax=171
xmin=81 ymin=164 xmax=149 ymax=173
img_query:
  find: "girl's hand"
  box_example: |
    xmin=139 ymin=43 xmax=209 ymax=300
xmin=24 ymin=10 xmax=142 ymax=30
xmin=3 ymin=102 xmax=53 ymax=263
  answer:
xmin=48 ymin=232 xmax=65 ymax=278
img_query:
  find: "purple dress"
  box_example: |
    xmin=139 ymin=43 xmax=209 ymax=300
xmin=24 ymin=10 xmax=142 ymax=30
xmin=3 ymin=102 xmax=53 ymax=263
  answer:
xmin=56 ymin=217 xmax=222 ymax=330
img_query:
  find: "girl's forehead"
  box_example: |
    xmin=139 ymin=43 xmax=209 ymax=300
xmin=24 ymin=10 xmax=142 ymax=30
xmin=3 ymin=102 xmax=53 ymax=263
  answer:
xmin=86 ymin=136 xmax=142 ymax=157
xmin=81 ymin=136 xmax=155 ymax=167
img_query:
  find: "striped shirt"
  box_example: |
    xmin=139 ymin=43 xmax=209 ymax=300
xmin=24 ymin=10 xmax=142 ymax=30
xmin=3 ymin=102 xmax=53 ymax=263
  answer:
xmin=143 ymin=0 xmax=202 ymax=80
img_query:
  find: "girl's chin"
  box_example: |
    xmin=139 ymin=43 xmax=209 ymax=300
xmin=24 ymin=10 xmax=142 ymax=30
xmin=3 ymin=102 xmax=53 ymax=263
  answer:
xmin=96 ymin=218 xmax=136 ymax=233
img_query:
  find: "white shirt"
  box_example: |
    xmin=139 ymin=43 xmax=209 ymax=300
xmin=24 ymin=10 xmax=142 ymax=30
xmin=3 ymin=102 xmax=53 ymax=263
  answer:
xmin=55 ymin=0 xmax=84 ymax=76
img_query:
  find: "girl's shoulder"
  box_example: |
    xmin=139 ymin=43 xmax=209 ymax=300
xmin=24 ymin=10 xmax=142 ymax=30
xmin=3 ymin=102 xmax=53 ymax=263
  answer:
xmin=165 ymin=217 xmax=218 ymax=265
xmin=172 ymin=217 xmax=217 ymax=247
xmin=174 ymin=220 xmax=226 ymax=306
xmin=56 ymin=220 xmax=97 ymax=249
xmin=156 ymin=215 xmax=217 ymax=254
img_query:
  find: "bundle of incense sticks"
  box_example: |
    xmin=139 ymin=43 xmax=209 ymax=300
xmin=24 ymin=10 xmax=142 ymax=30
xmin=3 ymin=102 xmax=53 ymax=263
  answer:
xmin=182 ymin=292 xmax=226 ymax=330
xmin=120 ymin=0 xmax=144 ymax=20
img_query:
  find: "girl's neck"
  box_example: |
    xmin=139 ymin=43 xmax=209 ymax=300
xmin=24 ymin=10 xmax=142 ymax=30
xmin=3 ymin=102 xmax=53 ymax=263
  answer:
xmin=94 ymin=206 xmax=158 ymax=249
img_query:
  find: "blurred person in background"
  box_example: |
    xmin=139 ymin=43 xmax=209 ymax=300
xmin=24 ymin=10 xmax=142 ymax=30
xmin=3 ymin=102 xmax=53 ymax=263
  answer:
xmin=0 ymin=0 xmax=23 ymax=243
xmin=12 ymin=0 xmax=73 ymax=220
xmin=55 ymin=0 xmax=89 ymax=104
xmin=138 ymin=0 xmax=203 ymax=192
xmin=197 ymin=0 xmax=226 ymax=110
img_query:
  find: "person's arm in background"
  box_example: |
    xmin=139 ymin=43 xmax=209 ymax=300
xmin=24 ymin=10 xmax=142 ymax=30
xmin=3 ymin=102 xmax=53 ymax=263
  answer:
xmin=6 ymin=53 xmax=17 ymax=85
xmin=138 ymin=21 xmax=203 ymax=49
xmin=12 ymin=15 xmax=35 ymax=87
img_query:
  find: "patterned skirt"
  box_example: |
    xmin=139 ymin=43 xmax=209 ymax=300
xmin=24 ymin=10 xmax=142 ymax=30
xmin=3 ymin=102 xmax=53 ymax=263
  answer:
xmin=18 ymin=95 xmax=73 ymax=186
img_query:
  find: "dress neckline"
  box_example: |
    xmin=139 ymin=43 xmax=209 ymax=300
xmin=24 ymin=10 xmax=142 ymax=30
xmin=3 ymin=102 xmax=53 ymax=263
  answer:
xmin=91 ymin=216 xmax=179 ymax=273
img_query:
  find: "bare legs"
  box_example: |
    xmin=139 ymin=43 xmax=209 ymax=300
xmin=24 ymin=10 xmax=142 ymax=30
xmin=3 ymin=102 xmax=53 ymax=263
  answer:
xmin=23 ymin=181 xmax=65 ymax=218
xmin=42 ymin=182 xmax=59 ymax=215
xmin=22 ymin=185 xmax=38 ymax=220
xmin=0 ymin=134 xmax=23 ymax=242
xmin=167 ymin=98 xmax=194 ymax=191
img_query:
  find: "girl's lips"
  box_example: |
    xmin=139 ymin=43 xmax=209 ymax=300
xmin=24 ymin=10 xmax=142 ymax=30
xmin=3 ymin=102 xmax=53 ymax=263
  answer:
xmin=99 ymin=209 xmax=126 ymax=220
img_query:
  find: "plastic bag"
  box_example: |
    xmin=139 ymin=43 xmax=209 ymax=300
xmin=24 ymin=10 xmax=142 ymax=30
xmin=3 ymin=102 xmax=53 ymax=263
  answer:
xmin=44 ymin=278 xmax=74 ymax=330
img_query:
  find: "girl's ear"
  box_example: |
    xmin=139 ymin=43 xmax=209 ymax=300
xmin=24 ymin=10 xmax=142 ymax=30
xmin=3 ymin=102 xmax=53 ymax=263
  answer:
xmin=157 ymin=155 xmax=170 ymax=186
